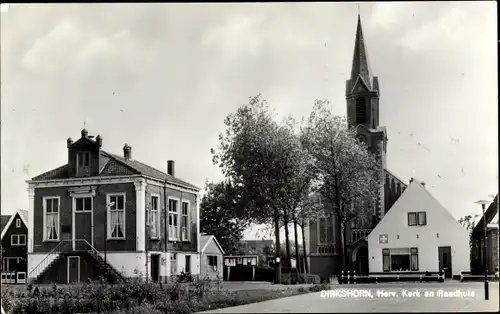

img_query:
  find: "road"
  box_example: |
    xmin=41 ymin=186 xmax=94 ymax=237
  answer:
xmin=199 ymin=281 xmax=499 ymax=313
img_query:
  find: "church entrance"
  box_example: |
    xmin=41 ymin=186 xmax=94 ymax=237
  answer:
xmin=354 ymin=247 xmax=369 ymax=274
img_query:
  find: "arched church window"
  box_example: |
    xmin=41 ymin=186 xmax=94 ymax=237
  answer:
xmin=355 ymin=97 xmax=367 ymax=124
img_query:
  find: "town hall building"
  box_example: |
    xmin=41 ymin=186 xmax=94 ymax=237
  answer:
xmin=305 ymin=15 xmax=407 ymax=280
xmin=26 ymin=128 xmax=201 ymax=284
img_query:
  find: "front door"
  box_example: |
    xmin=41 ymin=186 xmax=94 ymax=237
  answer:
xmin=438 ymin=246 xmax=452 ymax=278
xmin=74 ymin=197 xmax=93 ymax=251
xmin=185 ymin=255 xmax=191 ymax=273
xmin=67 ymin=256 xmax=80 ymax=284
xmin=150 ymin=255 xmax=160 ymax=282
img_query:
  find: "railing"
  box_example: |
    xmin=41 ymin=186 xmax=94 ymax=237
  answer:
xmin=351 ymin=228 xmax=372 ymax=243
xmin=317 ymin=244 xmax=335 ymax=255
xmin=81 ymin=239 xmax=126 ymax=283
xmin=28 ymin=240 xmax=67 ymax=280
xmin=29 ymin=239 xmax=125 ymax=283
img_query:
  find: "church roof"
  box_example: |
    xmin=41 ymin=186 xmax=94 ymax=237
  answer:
xmin=350 ymin=14 xmax=374 ymax=91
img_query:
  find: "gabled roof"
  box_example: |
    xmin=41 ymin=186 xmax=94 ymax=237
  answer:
xmin=370 ymin=178 xmax=466 ymax=237
xmin=1 ymin=209 xmax=28 ymax=240
xmin=472 ymin=194 xmax=498 ymax=238
xmin=200 ymin=235 xmax=225 ymax=255
xmin=30 ymin=150 xmax=200 ymax=191
xmin=0 ymin=215 xmax=11 ymax=234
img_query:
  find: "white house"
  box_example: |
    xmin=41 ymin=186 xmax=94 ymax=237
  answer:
xmin=367 ymin=178 xmax=470 ymax=278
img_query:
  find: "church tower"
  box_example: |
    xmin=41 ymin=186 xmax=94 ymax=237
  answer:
xmin=345 ymin=15 xmax=388 ymax=221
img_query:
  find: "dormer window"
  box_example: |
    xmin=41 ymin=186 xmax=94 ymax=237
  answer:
xmin=77 ymin=152 xmax=90 ymax=167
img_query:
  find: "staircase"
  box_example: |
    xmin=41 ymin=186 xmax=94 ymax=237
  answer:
xmin=29 ymin=239 xmax=126 ymax=284
xmin=28 ymin=241 xmax=65 ymax=283
xmin=85 ymin=249 xmax=126 ymax=284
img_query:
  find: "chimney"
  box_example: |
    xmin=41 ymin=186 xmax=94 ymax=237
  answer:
xmin=409 ymin=177 xmax=414 ymax=184
xmin=96 ymin=135 xmax=102 ymax=147
xmin=67 ymin=137 xmax=73 ymax=148
xmin=167 ymin=160 xmax=175 ymax=177
xmin=81 ymin=128 xmax=88 ymax=138
xmin=123 ymin=144 xmax=132 ymax=160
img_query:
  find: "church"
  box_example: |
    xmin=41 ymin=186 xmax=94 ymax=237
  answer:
xmin=304 ymin=15 xmax=407 ymax=280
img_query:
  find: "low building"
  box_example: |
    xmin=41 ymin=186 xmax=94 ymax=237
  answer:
xmin=223 ymin=255 xmax=258 ymax=281
xmin=200 ymin=235 xmax=224 ymax=279
xmin=471 ymin=194 xmax=498 ymax=273
xmin=1 ymin=209 xmax=29 ymax=284
xmin=368 ymin=178 xmax=470 ymax=278
xmin=237 ymin=239 xmax=274 ymax=266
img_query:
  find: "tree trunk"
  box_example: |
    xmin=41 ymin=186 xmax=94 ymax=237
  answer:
xmin=283 ymin=207 xmax=292 ymax=274
xmin=293 ymin=218 xmax=301 ymax=276
xmin=342 ymin=222 xmax=348 ymax=269
xmin=300 ymin=223 xmax=309 ymax=274
xmin=274 ymin=209 xmax=282 ymax=283
xmin=339 ymin=218 xmax=346 ymax=271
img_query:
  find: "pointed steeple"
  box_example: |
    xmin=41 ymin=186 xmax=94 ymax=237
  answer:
xmin=350 ymin=14 xmax=373 ymax=91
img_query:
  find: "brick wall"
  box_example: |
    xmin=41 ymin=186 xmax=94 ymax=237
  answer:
xmin=145 ymin=183 xmax=198 ymax=253
xmin=33 ymin=183 xmax=137 ymax=254
xmin=488 ymin=228 xmax=499 ymax=271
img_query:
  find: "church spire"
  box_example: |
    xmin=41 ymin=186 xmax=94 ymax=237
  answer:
xmin=350 ymin=14 xmax=373 ymax=91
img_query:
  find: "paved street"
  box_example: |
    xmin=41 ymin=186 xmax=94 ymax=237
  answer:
xmin=221 ymin=281 xmax=313 ymax=291
xmin=199 ymin=281 xmax=499 ymax=313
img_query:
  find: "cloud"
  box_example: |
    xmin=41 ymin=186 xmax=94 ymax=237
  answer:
xmin=21 ymin=18 xmax=155 ymax=74
xmin=399 ymin=7 xmax=469 ymax=52
xmin=200 ymin=13 xmax=329 ymax=60
xmin=369 ymin=2 xmax=409 ymax=30
xmin=201 ymin=15 xmax=265 ymax=58
xmin=21 ymin=19 xmax=83 ymax=73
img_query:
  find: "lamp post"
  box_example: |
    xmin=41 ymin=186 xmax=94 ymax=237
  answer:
xmin=474 ymin=199 xmax=492 ymax=301
xmin=105 ymin=202 xmax=115 ymax=267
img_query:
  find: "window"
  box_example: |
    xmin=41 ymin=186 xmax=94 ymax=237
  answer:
xmin=355 ymin=97 xmax=367 ymax=124
xmin=11 ymin=234 xmax=26 ymax=246
xmin=408 ymin=212 xmax=426 ymax=226
xmin=44 ymin=197 xmax=60 ymax=241
xmin=170 ymin=253 xmax=177 ymax=275
xmin=181 ymin=201 xmax=189 ymax=241
xmin=417 ymin=212 xmax=427 ymax=225
xmin=77 ymin=152 xmax=90 ymax=166
xmin=208 ymin=255 xmax=218 ymax=267
xmin=383 ymin=247 xmax=419 ymax=272
xmin=16 ymin=219 xmax=21 ymax=228
xmin=2 ymin=257 xmax=23 ymax=272
xmin=107 ymin=194 xmax=125 ymax=239
xmin=75 ymin=197 xmax=92 ymax=212
xmin=168 ymin=199 xmax=179 ymax=240
xmin=150 ymin=195 xmax=160 ymax=239
xmin=408 ymin=213 xmax=417 ymax=226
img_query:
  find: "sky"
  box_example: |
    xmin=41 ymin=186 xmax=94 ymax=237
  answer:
xmin=1 ymin=2 xmax=498 ymax=242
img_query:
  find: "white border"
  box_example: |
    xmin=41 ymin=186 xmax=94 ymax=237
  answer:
xmin=67 ymin=256 xmax=80 ymax=284
xmin=72 ymin=193 xmax=95 ymax=250
xmin=181 ymin=200 xmax=190 ymax=241
xmin=42 ymin=196 xmax=61 ymax=242
xmin=106 ymin=193 xmax=127 ymax=240
xmin=167 ymin=196 xmax=180 ymax=241
xmin=150 ymin=193 xmax=161 ymax=240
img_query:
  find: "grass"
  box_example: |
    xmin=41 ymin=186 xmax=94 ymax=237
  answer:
xmin=1 ymin=277 xmax=328 ymax=314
